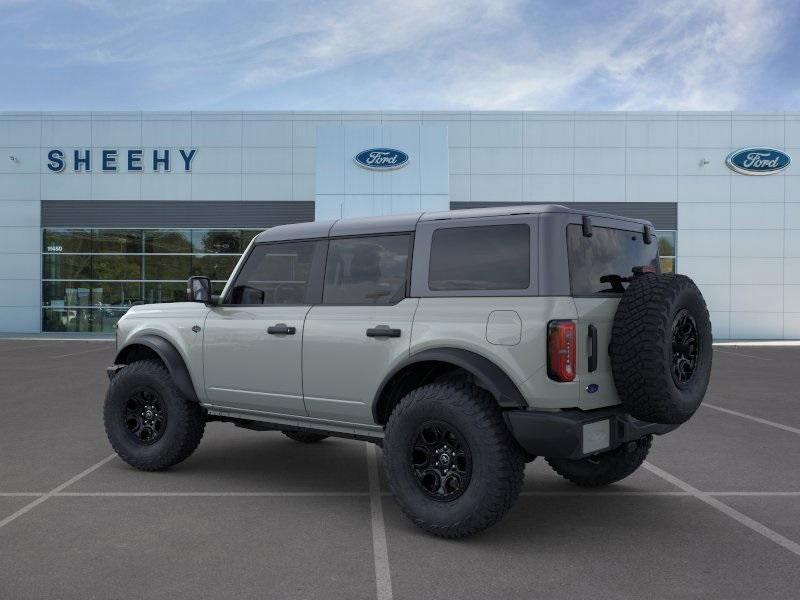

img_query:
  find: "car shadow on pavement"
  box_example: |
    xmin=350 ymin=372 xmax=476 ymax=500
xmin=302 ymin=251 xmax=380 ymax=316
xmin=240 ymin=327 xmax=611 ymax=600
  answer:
xmin=75 ymin=425 xmax=372 ymax=493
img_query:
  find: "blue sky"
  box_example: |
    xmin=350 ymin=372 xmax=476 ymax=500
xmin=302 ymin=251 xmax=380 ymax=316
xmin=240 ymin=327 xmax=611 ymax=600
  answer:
xmin=1 ymin=0 xmax=798 ymax=111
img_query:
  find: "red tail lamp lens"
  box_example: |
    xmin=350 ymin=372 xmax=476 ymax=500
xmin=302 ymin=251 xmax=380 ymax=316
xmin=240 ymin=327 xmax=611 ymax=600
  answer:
xmin=547 ymin=320 xmax=576 ymax=382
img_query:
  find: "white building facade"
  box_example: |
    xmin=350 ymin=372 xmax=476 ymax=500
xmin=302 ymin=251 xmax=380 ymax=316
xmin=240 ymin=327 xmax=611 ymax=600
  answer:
xmin=0 ymin=110 xmax=798 ymax=339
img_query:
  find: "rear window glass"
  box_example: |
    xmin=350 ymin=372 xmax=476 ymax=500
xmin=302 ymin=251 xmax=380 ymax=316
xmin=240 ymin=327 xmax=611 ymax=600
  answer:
xmin=567 ymin=224 xmax=659 ymax=295
xmin=428 ymin=224 xmax=530 ymax=291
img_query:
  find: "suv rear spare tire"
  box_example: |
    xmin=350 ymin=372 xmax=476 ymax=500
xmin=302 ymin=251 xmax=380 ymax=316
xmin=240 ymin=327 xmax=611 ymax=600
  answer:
xmin=610 ymin=273 xmax=712 ymax=425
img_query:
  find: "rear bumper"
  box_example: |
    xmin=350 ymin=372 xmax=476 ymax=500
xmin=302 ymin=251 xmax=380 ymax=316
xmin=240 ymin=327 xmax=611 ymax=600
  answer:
xmin=503 ymin=406 xmax=678 ymax=461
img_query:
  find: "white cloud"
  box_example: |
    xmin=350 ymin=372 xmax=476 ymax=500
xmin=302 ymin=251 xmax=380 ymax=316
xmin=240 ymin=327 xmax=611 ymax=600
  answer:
xmin=236 ymin=1 xmax=520 ymax=89
xmin=2 ymin=0 xmax=793 ymax=109
xmin=427 ymin=0 xmax=786 ymax=110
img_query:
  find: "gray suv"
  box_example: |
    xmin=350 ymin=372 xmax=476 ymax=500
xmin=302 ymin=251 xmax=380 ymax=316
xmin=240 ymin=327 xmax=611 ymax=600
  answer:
xmin=104 ymin=204 xmax=712 ymax=538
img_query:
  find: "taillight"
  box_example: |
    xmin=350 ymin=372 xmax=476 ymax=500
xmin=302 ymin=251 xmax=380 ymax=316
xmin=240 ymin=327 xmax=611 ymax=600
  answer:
xmin=547 ymin=320 xmax=576 ymax=382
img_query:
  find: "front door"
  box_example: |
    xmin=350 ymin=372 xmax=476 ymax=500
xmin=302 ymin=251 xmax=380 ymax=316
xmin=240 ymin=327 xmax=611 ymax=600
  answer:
xmin=302 ymin=233 xmax=416 ymax=425
xmin=203 ymin=239 xmax=325 ymax=416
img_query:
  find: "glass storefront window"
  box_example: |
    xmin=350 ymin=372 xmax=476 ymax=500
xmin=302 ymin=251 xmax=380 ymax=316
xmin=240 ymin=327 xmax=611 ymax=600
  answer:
xmin=43 ymin=281 xmax=143 ymax=308
xmin=92 ymin=255 xmax=143 ymax=280
xmin=43 ymin=254 xmax=93 ymax=279
xmin=144 ymin=255 xmax=192 ymax=280
xmin=241 ymin=230 xmax=260 ymax=248
xmin=43 ymin=307 xmax=126 ymax=333
xmin=93 ymin=229 xmax=142 ymax=253
xmin=191 ymin=255 xmax=240 ymax=280
xmin=43 ymin=229 xmax=92 ymax=253
xmin=144 ymin=230 xmax=192 ymax=253
xmin=657 ymin=231 xmax=675 ymax=257
xmin=655 ymin=230 xmax=677 ymax=273
xmin=143 ymin=282 xmax=187 ymax=304
xmin=38 ymin=228 xmax=275 ymax=330
xmin=192 ymin=229 xmax=242 ymax=254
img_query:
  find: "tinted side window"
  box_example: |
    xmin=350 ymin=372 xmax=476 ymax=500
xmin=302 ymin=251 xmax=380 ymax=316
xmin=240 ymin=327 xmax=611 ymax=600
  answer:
xmin=567 ymin=224 xmax=659 ymax=295
xmin=428 ymin=225 xmax=530 ymax=291
xmin=228 ymin=241 xmax=320 ymax=305
xmin=323 ymin=235 xmax=410 ymax=305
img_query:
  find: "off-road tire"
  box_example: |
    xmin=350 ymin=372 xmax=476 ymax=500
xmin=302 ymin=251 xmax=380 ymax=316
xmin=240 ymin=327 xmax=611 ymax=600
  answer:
xmin=610 ymin=273 xmax=712 ymax=425
xmin=104 ymin=359 xmax=205 ymax=471
xmin=383 ymin=380 xmax=525 ymax=538
xmin=282 ymin=430 xmax=329 ymax=443
xmin=546 ymin=435 xmax=652 ymax=487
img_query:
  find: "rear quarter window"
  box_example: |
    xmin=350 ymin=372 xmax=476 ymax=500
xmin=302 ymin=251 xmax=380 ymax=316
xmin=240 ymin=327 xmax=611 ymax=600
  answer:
xmin=428 ymin=224 xmax=530 ymax=291
xmin=567 ymin=224 xmax=659 ymax=295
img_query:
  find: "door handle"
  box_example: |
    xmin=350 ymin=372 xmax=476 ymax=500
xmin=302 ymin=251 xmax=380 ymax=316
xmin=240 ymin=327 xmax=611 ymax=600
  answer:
xmin=587 ymin=324 xmax=598 ymax=372
xmin=267 ymin=323 xmax=296 ymax=335
xmin=366 ymin=325 xmax=402 ymax=338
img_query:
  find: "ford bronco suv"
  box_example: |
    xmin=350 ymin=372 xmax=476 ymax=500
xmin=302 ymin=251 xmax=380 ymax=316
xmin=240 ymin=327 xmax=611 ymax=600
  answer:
xmin=104 ymin=204 xmax=712 ymax=538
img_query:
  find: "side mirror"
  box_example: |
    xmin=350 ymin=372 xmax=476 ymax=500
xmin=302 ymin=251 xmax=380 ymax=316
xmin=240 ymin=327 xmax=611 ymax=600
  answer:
xmin=187 ymin=276 xmax=213 ymax=304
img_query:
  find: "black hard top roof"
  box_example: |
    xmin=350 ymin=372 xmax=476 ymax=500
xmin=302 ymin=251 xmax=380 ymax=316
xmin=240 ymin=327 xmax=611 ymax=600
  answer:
xmin=253 ymin=204 xmax=650 ymax=244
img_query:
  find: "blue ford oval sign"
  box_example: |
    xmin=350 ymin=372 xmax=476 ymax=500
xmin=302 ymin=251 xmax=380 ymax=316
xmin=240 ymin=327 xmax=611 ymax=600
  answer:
xmin=354 ymin=148 xmax=409 ymax=170
xmin=726 ymin=147 xmax=790 ymax=175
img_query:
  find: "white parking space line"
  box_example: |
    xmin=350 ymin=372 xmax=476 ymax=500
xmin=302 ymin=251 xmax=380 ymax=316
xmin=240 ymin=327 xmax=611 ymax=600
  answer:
xmin=0 ymin=493 xmax=44 ymax=497
xmin=644 ymin=462 xmax=800 ymax=558
xmin=366 ymin=442 xmax=393 ymax=600
xmin=55 ymin=492 xmax=370 ymax=497
xmin=702 ymin=403 xmax=800 ymax=436
xmin=49 ymin=345 xmax=113 ymax=359
xmin=0 ymin=454 xmax=116 ymax=530
xmin=520 ymin=491 xmax=690 ymax=496
xmin=714 ymin=348 xmax=772 ymax=361
xmin=714 ymin=341 xmax=800 ymax=347
xmin=708 ymin=492 xmax=800 ymax=497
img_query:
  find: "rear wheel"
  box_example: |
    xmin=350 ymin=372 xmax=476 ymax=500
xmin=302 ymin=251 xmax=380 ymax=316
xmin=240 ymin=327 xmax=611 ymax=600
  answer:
xmin=383 ymin=380 xmax=524 ymax=538
xmin=281 ymin=430 xmax=329 ymax=443
xmin=104 ymin=359 xmax=205 ymax=471
xmin=546 ymin=435 xmax=652 ymax=487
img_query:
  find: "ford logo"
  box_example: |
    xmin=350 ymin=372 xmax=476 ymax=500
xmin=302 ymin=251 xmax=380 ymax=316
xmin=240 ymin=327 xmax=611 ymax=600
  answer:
xmin=725 ymin=147 xmax=790 ymax=175
xmin=354 ymin=148 xmax=409 ymax=170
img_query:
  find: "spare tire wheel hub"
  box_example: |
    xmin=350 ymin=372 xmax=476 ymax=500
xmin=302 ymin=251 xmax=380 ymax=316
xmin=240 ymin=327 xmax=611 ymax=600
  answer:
xmin=671 ymin=309 xmax=699 ymax=386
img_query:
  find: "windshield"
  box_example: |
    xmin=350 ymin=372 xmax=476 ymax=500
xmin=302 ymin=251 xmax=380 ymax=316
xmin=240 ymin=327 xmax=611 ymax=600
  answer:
xmin=566 ymin=224 xmax=659 ymax=295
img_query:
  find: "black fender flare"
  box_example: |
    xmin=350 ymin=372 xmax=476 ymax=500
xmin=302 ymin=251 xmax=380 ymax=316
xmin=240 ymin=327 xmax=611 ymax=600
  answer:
xmin=372 ymin=347 xmax=527 ymax=422
xmin=114 ymin=334 xmax=199 ymax=402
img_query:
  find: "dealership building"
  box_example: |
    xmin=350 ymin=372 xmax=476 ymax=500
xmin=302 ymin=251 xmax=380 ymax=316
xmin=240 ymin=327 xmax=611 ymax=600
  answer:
xmin=0 ymin=110 xmax=798 ymax=339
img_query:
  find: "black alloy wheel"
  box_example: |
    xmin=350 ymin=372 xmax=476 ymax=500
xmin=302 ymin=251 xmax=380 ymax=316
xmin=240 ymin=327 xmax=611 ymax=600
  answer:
xmin=671 ymin=309 xmax=699 ymax=387
xmin=124 ymin=387 xmax=167 ymax=445
xmin=411 ymin=421 xmax=472 ymax=501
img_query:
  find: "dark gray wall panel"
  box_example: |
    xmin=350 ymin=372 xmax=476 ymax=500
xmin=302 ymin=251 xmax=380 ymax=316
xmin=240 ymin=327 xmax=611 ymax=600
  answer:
xmin=42 ymin=201 xmax=314 ymax=228
xmin=450 ymin=201 xmax=677 ymax=230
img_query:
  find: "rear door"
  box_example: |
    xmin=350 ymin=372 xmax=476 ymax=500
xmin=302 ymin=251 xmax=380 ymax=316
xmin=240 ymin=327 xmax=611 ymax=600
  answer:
xmin=566 ymin=221 xmax=659 ymax=409
xmin=203 ymin=240 xmax=325 ymax=416
xmin=302 ymin=233 xmax=416 ymax=425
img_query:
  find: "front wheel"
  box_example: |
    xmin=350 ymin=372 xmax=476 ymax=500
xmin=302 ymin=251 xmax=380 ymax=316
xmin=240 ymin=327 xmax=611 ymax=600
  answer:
xmin=104 ymin=359 xmax=206 ymax=471
xmin=383 ymin=381 xmax=525 ymax=538
xmin=546 ymin=435 xmax=652 ymax=487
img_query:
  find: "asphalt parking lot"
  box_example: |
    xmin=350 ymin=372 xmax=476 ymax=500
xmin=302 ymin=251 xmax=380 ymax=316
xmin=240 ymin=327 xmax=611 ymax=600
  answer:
xmin=0 ymin=340 xmax=799 ymax=599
